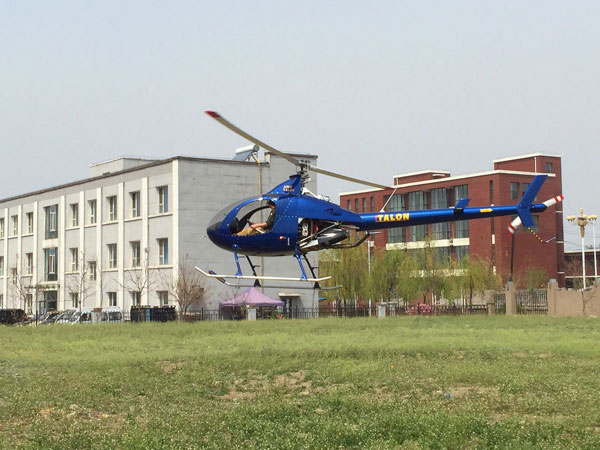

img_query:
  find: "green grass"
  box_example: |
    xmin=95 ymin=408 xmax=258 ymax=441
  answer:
xmin=1 ymin=316 xmax=600 ymax=449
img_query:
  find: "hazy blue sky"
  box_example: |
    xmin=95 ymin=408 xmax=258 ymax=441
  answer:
xmin=2 ymin=1 xmax=599 ymax=249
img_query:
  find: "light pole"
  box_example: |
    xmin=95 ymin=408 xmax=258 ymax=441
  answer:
xmin=567 ymin=209 xmax=594 ymax=289
xmin=589 ymin=215 xmax=598 ymax=282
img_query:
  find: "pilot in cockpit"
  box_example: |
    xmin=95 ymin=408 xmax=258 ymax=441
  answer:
xmin=236 ymin=200 xmax=276 ymax=236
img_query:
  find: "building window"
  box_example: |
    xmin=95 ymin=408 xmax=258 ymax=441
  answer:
xmin=131 ymin=191 xmax=140 ymax=218
xmin=130 ymin=291 xmax=141 ymax=306
xmin=157 ymin=186 xmax=168 ymax=214
xmin=88 ymin=200 xmax=97 ymax=224
xmin=157 ymin=290 xmax=169 ymax=306
xmin=435 ymin=247 xmax=451 ymax=264
xmin=431 ymin=188 xmax=449 ymax=240
xmin=385 ymin=193 xmax=406 ymax=243
xmin=45 ymin=205 xmax=58 ymax=239
xmin=26 ymin=212 xmax=34 ymax=234
xmin=0 ymin=294 xmax=3 ymax=308
xmin=11 ymin=215 xmax=18 ymax=236
xmin=108 ymin=196 xmax=118 ymax=222
xmin=354 ymin=199 xmax=359 ymax=212
xmin=26 ymin=253 xmax=33 ymax=275
xmin=408 ymin=191 xmax=427 ymax=242
xmin=44 ymin=248 xmax=57 ymax=281
xmin=89 ymin=261 xmax=97 ymax=281
xmin=131 ymin=241 xmax=141 ymax=267
xmin=0 ymin=256 xmax=3 ymax=276
xmin=71 ymin=293 xmax=79 ymax=308
xmin=489 ymin=181 xmax=494 ymax=204
xmin=107 ymin=292 xmax=117 ymax=307
xmin=370 ymin=197 xmax=375 ymax=212
xmin=362 ymin=198 xmax=366 ymax=212
xmin=70 ymin=203 xmax=79 ymax=227
xmin=0 ymin=218 xmax=4 ymax=239
xmin=453 ymin=185 xmax=469 ymax=239
xmin=70 ymin=248 xmax=79 ymax=272
xmin=510 ymin=182 xmax=519 ymax=201
xmin=546 ymin=162 xmax=553 ymax=173
xmin=455 ymin=245 xmax=469 ymax=261
xmin=107 ymin=244 xmax=117 ymax=269
xmin=158 ymin=239 xmax=168 ymax=265
xmin=347 ymin=200 xmax=351 ymax=210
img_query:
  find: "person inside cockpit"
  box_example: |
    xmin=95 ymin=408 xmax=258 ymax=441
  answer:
xmin=236 ymin=200 xmax=276 ymax=236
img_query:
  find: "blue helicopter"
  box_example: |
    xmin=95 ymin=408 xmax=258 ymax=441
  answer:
xmin=198 ymin=111 xmax=563 ymax=287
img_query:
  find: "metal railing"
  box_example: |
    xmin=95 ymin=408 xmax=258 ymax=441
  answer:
xmin=494 ymin=293 xmax=506 ymax=314
xmin=516 ymin=290 xmax=548 ymax=314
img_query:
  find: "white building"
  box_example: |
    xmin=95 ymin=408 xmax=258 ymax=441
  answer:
xmin=0 ymin=152 xmax=320 ymax=314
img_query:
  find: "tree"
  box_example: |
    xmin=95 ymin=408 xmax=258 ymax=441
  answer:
xmin=121 ymin=247 xmax=154 ymax=307
xmin=165 ymin=256 xmax=210 ymax=318
xmin=10 ymin=256 xmax=32 ymax=311
xmin=65 ymin=250 xmax=97 ymax=311
xmin=461 ymin=257 xmax=502 ymax=306
xmin=523 ymin=266 xmax=549 ymax=292
xmin=366 ymin=249 xmax=398 ymax=303
xmin=320 ymin=244 xmax=368 ymax=306
xmin=366 ymin=249 xmax=419 ymax=306
xmin=412 ymin=239 xmax=452 ymax=305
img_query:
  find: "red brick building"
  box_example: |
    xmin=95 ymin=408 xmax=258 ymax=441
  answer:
xmin=340 ymin=153 xmax=565 ymax=286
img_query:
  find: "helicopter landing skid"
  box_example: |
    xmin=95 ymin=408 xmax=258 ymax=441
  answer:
xmin=195 ymin=267 xmax=331 ymax=285
xmin=199 ymin=272 xmax=340 ymax=290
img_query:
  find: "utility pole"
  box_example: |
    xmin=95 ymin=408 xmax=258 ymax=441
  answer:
xmin=567 ymin=209 xmax=596 ymax=289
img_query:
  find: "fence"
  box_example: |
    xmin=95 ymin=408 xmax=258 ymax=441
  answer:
xmin=433 ymin=304 xmax=488 ymax=315
xmin=516 ymin=290 xmax=548 ymax=314
xmin=494 ymin=293 xmax=506 ymax=314
xmin=12 ymin=293 xmax=548 ymax=326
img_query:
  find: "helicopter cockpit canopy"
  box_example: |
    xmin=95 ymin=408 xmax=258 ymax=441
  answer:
xmin=229 ymin=196 xmax=276 ymax=234
xmin=207 ymin=196 xmax=278 ymax=236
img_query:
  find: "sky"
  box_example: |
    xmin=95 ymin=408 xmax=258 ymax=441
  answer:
xmin=1 ymin=1 xmax=599 ymax=250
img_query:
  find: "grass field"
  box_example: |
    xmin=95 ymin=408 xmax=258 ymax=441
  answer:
xmin=1 ymin=316 xmax=600 ymax=449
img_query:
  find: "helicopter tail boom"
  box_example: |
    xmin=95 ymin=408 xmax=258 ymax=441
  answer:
xmin=356 ymin=175 xmax=561 ymax=232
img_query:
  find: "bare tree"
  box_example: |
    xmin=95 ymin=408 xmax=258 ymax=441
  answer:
xmin=121 ymin=247 xmax=155 ymax=307
xmin=65 ymin=250 xmax=97 ymax=311
xmin=10 ymin=256 xmax=32 ymax=311
xmin=165 ymin=256 xmax=209 ymax=318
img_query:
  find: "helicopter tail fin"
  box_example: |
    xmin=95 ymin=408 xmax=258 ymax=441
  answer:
xmin=514 ymin=175 xmax=546 ymax=229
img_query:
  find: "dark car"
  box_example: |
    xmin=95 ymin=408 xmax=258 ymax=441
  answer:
xmin=0 ymin=309 xmax=27 ymax=325
xmin=38 ymin=310 xmax=61 ymax=325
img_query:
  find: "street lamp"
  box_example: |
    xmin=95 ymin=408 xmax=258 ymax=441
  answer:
xmin=589 ymin=215 xmax=598 ymax=282
xmin=567 ymin=209 xmax=595 ymax=289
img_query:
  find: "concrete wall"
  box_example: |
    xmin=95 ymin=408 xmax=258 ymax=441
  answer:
xmin=547 ymin=281 xmax=600 ymax=317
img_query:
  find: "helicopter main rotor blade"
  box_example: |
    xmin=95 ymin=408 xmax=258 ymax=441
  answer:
xmin=308 ymin=166 xmax=388 ymax=190
xmin=205 ymin=111 xmax=301 ymax=167
xmin=206 ymin=111 xmax=389 ymax=190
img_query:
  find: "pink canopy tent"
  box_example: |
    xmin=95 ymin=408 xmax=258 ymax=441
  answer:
xmin=219 ymin=287 xmax=284 ymax=308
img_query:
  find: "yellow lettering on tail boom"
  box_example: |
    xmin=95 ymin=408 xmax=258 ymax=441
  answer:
xmin=375 ymin=212 xmax=410 ymax=222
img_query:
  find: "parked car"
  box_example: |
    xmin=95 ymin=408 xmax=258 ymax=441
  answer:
xmin=0 ymin=309 xmax=27 ymax=325
xmin=53 ymin=309 xmax=79 ymax=324
xmin=73 ymin=308 xmax=104 ymax=324
xmin=38 ymin=310 xmax=61 ymax=324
